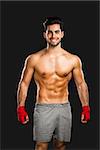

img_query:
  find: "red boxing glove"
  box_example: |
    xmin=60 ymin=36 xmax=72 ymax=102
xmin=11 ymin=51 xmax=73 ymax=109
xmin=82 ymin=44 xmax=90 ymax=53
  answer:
xmin=17 ymin=106 xmax=28 ymax=124
xmin=82 ymin=106 xmax=90 ymax=121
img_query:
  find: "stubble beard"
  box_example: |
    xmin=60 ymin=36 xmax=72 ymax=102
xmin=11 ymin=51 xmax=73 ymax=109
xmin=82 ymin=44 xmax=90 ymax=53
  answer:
xmin=48 ymin=40 xmax=61 ymax=48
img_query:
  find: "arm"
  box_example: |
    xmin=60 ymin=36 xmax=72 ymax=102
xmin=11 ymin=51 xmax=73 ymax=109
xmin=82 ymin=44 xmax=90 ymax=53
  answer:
xmin=17 ymin=55 xmax=35 ymax=106
xmin=73 ymin=56 xmax=90 ymax=123
xmin=73 ymin=56 xmax=89 ymax=106
xmin=17 ymin=55 xmax=35 ymax=124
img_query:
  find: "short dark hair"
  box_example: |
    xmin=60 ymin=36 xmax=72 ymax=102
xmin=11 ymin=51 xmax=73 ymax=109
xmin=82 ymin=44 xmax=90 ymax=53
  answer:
xmin=43 ymin=16 xmax=64 ymax=32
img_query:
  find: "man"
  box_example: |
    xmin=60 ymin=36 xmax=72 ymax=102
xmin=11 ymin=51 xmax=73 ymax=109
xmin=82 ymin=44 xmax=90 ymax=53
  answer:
xmin=17 ymin=16 xmax=90 ymax=150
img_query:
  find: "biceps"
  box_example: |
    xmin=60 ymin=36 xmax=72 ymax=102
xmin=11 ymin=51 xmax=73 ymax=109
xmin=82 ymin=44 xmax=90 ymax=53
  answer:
xmin=20 ymin=67 xmax=34 ymax=86
xmin=73 ymin=68 xmax=85 ymax=85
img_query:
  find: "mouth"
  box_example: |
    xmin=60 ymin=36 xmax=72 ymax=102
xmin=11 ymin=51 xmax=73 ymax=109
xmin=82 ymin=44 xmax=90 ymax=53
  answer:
xmin=51 ymin=40 xmax=57 ymax=43
xmin=50 ymin=38 xmax=58 ymax=42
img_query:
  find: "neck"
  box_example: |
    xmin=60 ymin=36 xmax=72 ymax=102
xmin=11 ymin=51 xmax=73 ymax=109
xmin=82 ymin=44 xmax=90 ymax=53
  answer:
xmin=46 ymin=43 xmax=62 ymax=54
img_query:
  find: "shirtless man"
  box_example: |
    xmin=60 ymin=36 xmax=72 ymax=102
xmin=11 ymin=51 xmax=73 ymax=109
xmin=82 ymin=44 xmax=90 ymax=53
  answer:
xmin=17 ymin=17 xmax=90 ymax=150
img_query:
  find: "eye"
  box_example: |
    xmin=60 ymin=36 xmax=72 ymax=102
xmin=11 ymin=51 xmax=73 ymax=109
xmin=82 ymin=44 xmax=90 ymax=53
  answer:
xmin=55 ymin=30 xmax=60 ymax=34
xmin=48 ymin=31 xmax=52 ymax=34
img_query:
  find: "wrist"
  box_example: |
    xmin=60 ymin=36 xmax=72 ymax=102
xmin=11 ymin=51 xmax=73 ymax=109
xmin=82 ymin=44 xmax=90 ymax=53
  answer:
xmin=17 ymin=106 xmax=25 ymax=111
xmin=82 ymin=105 xmax=90 ymax=112
xmin=18 ymin=101 xmax=25 ymax=107
xmin=17 ymin=105 xmax=25 ymax=108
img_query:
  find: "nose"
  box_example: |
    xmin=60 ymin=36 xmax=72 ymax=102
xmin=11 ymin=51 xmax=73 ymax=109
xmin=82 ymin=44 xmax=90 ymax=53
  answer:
xmin=52 ymin=32 xmax=56 ymax=38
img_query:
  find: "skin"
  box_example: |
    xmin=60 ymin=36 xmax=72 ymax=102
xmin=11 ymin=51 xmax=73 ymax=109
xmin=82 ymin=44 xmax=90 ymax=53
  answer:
xmin=17 ymin=24 xmax=89 ymax=150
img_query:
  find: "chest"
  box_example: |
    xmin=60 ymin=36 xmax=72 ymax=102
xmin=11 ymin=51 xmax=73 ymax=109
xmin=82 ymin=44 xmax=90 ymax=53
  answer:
xmin=35 ymin=55 xmax=74 ymax=77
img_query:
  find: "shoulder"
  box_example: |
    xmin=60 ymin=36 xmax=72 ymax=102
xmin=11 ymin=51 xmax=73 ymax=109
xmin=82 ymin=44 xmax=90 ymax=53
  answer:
xmin=25 ymin=48 xmax=46 ymax=67
xmin=63 ymin=49 xmax=80 ymax=60
xmin=69 ymin=54 xmax=82 ymax=69
xmin=63 ymin=49 xmax=82 ymax=67
xmin=72 ymin=55 xmax=82 ymax=67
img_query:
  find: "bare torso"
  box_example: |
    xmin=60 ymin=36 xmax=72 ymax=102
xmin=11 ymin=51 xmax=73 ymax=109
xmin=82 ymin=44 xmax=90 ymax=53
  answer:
xmin=33 ymin=48 xmax=74 ymax=104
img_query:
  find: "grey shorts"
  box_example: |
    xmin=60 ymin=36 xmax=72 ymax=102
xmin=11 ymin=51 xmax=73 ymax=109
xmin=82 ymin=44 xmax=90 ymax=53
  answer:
xmin=33 ymin=102 xmax=72 ymax=142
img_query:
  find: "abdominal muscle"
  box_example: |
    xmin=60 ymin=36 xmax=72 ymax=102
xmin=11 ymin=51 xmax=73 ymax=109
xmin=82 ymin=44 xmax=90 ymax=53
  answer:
xmin=35 ymin=77 xmax=69 ymax=104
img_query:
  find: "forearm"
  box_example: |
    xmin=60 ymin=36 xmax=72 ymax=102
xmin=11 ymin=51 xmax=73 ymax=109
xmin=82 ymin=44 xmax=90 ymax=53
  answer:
xmin=17 ymin=81 xmax=28 ymax=106
xmin=77 ymin=81 xmax=89 ymax=106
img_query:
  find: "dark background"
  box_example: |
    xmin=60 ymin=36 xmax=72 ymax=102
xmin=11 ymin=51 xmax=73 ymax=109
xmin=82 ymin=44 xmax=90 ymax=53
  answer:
xmin=1 ymin=1 xmax=99 ymax=150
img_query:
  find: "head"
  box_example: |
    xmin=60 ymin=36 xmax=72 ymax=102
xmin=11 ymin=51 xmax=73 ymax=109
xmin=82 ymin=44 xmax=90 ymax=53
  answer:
xmin=43 ymin=16 xmax=64 ymax=47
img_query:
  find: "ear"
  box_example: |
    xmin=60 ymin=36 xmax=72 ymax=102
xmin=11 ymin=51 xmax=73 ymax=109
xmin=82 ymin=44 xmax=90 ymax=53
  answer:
xmin=61 ymin=31 xmax=64 ymax=38
xmin=43 ymin=32 xmax=46 ymax=39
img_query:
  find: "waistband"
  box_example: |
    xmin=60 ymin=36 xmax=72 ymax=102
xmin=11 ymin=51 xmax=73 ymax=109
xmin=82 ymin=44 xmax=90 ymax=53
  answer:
xmin=35 ymin=101 xmax=70 ymax=108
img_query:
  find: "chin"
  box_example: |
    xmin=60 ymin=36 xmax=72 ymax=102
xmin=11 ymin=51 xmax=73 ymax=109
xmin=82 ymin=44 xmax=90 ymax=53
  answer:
xmin=49 ymin=41 xmax=61 ymax=47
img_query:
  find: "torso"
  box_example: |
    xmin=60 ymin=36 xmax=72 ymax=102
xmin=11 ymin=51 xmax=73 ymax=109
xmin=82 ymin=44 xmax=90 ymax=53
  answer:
xmin=33 ymin=48 xmax=75 ymax=104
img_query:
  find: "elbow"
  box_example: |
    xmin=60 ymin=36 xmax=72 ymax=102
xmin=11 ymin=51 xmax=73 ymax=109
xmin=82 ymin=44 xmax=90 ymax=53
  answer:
xmin=20 ymin=81 xmax=28 ymax=88
xmin=18 ymin=80 xmax=28 ymax=90
xmin=77 ymin=81 xmax=88 ymax=90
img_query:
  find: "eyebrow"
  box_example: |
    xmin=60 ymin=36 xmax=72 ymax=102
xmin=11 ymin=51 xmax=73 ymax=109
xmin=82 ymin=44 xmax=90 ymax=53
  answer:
xmin=48 ymin=29 xmax=61 ymax=32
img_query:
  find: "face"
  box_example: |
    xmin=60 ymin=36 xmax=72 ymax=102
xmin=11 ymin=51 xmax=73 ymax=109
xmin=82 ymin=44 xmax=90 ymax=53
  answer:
xmin=43 ymin=24 xmax=64 ymax=47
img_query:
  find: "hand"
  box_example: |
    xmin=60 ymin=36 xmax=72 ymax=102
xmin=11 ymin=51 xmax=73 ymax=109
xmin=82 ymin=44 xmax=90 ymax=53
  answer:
xmin=81 ymin=106 xmax=90 ymax=124
xmin=17 ymin=106 xmax=29 ymax=124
